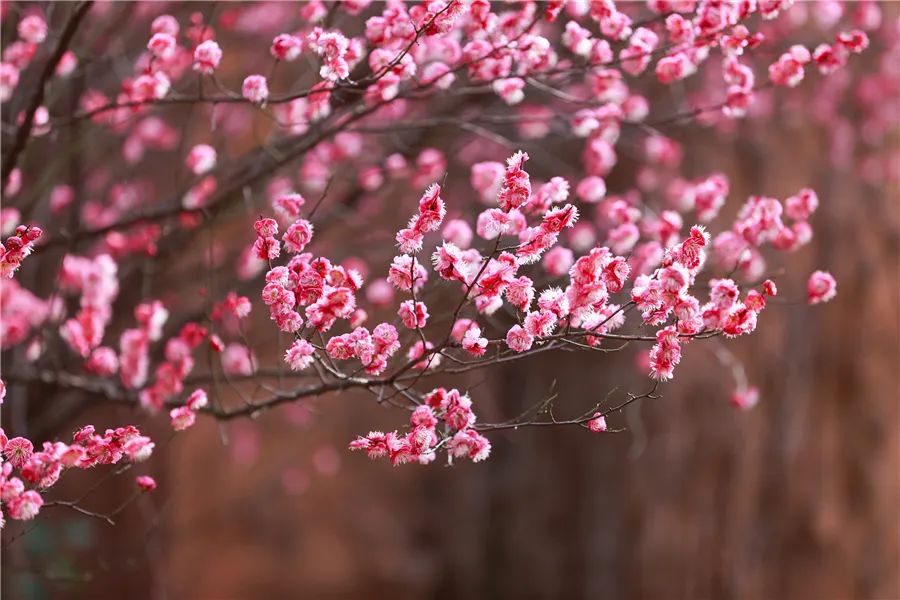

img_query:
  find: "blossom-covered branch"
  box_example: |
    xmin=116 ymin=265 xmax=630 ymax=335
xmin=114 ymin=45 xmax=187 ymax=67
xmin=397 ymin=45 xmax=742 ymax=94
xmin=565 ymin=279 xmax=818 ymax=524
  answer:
xmin=1 ymin=0 xmax=890 ymax=534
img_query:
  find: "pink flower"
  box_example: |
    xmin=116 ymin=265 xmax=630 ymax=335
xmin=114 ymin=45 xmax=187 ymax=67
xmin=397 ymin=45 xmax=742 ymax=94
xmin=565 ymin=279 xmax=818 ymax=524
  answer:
xmin=543 ymin=246 xmax=574 ymax=277
xmin=648 ymin=326 xmax=681 ymax=381
xmin=219 ymin=292 xmax=251 ymax=319
xmin=120 ymin=329 xmax=150 ymax=389
xmin=308 ymin=30 xmax=350 ymax=81
xmin=471 ymin=161 xmax=505 ymax=203
xmin=398 ymin=300 xmax=429 ymax=329
xmin=505 ymin=277 xmax=535 ymax=312
xmin=722 ymin=303 xmax=758 ymax=338
xmin=209 ymin=334 xmax=225 ymax=353
xmin=498 ymin=151 xmax=531 ymax=212
xmin=7 ymin=489 xmax=42 ymax=520
xmin=405 ymin=426 xmax=437 ymax=462
xmin=656 ymin=53 xmax=697 ymax=84
xmin=221 ymin=343 xmax=253 ymax=376
xmin=253 ymin=231 xmax=280 ymax=261
xmin=388 ymin=255 xmax=427 ymax=292
xmin=135 ymin=300 xmax=169 ymax=341
xmin=785 ymin=188 xmax=818 ymax=222
xmin=4 ymin=436 xmax=33 ymax=468
xmin=395 ymin=228 xmax=423 ymax=254
xmin=132 ymin=72 xmax=170 ymax=101
xmin=285 ymin=339 xmax=315 ymax=371
xmin=410 ymin=405 xmax=438 ymax=429
xmin=524 ymin=310 xmax=557 ymax=337
xmin=169 ymin=406 xmax=196 ymax=431
xmin=349 ymin=430 xmax=394 ymax=460
xmin=582 ymin=136 xmax=618 ymax=177
xmin=136 ymin=475 xmax=157 ymax=492
xmin=812 ymin=43 xmax=845 ymax=75
xmin=86 ymin=347 xmax=119 ymax=376
xmin=365 ymin=278 xmax=394 ymax=307
xmin=282 ymin=219 xmax=314 ymax=254
xmin=151 ymin=15 xmax=179 ymax=36
xmin=745 ymin=289 xmax=767 ymax=312
xmin=665 ymin=13 xmax=695 ymax=45
xmin=836 ymin=29 xmax=869 ymax=54
xmin=147 ymin=33 xmax=177 ymax=60
xmin=407 ymin=340 xmax=439 ymax=371
xmin=492 ymin=77 xmax=525 ymax=105
xmin=20 ymin=451 xmax=62 ymax=488
xmin=254 ymin=217 xmax=278 ymax=238
xmin=444 ymin=391 xmax=476 ymax=430
xmin=186 ymin=388 xmax=208 ymax=411
xmin=414 ymin=184 xmax=446 ymax=233
xmin=506 ymin=325 xmax=534 ymax=353
xmin=1 ymin=477 xmax=25 ymax=501
xmin=563 ymin=21 xmax=593 ymax=56
xmin=462 ymin=325 xmax=488 ymax=357
xmin=186 ymin=144 xmax=217 ymax=175
xmin=807 ymin=270 xmax=837 ymax=305
xmin=599 ymin=9 xmax=632 ymax=41
xmin=421 ymin=62 xmax=454 ymax=89
xmin=242 ymin=75 xmax=269 ymax=105
xmin=438 ymin=221 xmax=473 ymax=254
xmin=193 ymin=40 xmax=222 ymax=74
xmin=271 ymin=34 xmax=303 ymax=61
xmin=123 ymin=436 xmax=155 ymax=462
xmin=395 ymin=184 xmax=446 ymax=253
xmin=731 ymin=387 xmax=760 ymax=410
xmin=538 ymin=288 xmax=569 ymax=320
xmin=306 ymin=285 xmax=356 ymax=332
xmin=587 ymin=413 xmax=608 ymax=432
xmin=0 ymin=62 xmax=20 ymax=103
xmin=18 ymin=15 xmax=47 ymax=44
xmin=272 ymin=193 xmax=306 ymax=224
xmin=768 ymin=47 xmax=810 ymax=87
xmin=447 ymin=429 xmax=491 ymax=462
xmin=431 ymin=242 xmax=469 ymax=283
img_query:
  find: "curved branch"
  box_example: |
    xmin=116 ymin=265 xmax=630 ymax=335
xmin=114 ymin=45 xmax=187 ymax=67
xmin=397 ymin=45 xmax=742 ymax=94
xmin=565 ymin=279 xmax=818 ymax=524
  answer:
xmin=1 ymin=1 xmax=93 ymax=192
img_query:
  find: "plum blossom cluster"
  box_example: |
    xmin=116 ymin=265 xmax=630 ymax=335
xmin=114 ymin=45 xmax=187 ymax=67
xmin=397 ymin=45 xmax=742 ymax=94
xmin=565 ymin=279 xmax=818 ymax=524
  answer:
xmin=0 ymin=11 xmax=74 ymax=142
xmin=0 ymin=0 xmax=881 ymax=167
xmin=58 ymin=254 xmax=119 ymax=360
xmin=396 ymin=183 xmax=446 ymax=254
xmin=769 ymin=28 xmax=869 ymax=87
xmin=373 ymin=136 xmax=841 ymax=451
xmin=0 ymin=0 xmax=879 ymax=511
xmin=254 ymin=215 xmax=366 ymax=335
xmin=170 ymin=388 xmax=209 ymax=431
xmin=45 ymin=251 xmax=216 ymax=415
xmin=325 ymin=323 xmax=401 ymax=376
xmin=307 ymin=28 xmax=355 ymax=82
xmin=0 ymin=424 xmax=155 ymax=526
xmin=333 ymin=139 xmax=826 ymax=461
xmin=130 ymin=305 xmax=208 ymax=414
xmin=251 ymin=212 xmax=409 ymax=379
xmin=0 ymin=278 xmax=53 ymax=352
xmin=711 ymin=188 xmax=822 ymax=279
xmin=807 ymin=270 xmax=837 ymax=305
xmin=350 ymin=388 xmax=490 ymax=465
xmin=0 ymin=225 xmax=42 ymax=278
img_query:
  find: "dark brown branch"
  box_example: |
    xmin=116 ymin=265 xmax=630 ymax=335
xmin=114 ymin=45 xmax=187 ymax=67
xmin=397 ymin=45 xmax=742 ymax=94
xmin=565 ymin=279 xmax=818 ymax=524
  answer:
xmin=1 ymin=1 xmax=93 ymax=192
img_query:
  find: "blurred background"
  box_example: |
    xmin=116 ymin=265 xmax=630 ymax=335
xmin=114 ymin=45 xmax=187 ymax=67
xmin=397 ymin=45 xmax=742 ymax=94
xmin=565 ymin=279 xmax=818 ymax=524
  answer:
xmin=1 ymin=1 xmax=898 ymax=599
